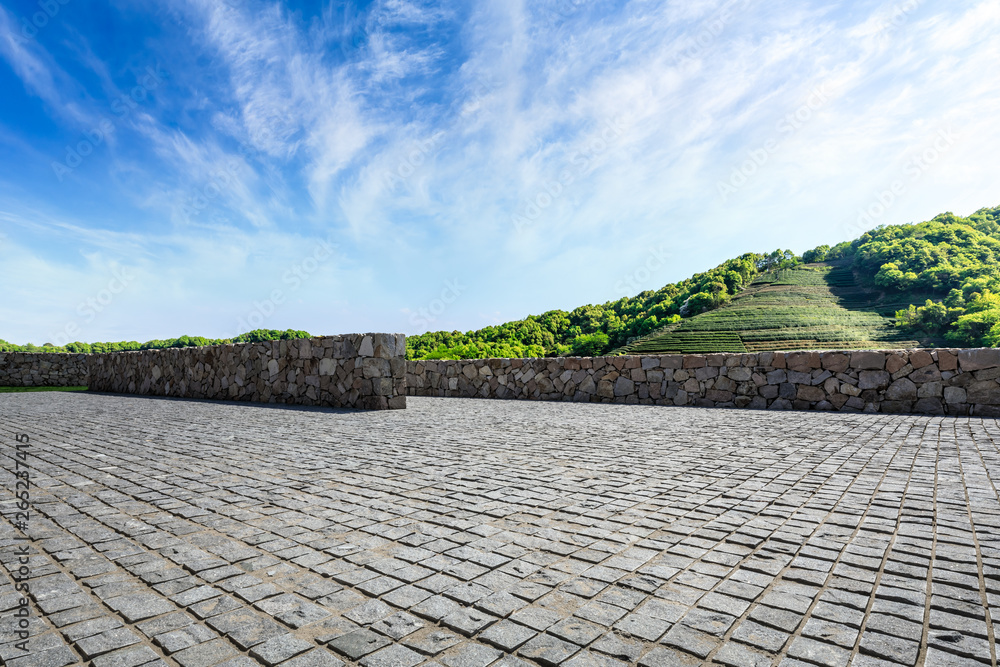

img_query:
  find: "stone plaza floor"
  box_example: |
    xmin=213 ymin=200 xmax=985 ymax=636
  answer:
xmin=1 ymin=393 xmax=998 ymax=667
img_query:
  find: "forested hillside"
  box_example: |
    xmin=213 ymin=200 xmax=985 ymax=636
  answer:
xmin=407 ymin=250 xmax=800 ymax=359
xmin=408 ymin=205 xmax=1000 ymax=359
xmin=851 ymin=206 xmax=1000 ymax=346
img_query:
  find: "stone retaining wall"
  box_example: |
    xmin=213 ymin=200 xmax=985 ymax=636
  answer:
xmin=88 ymin=334 xmax=406 ymax=410
xmin=0 ymin=352 xmax=89 ymax=387
xmin=407 ymin=348 xmax=1000 ymax=416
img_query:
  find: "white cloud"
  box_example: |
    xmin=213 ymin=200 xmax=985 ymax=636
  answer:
xmin=3 ymin=0 xmax=1000 ymax=341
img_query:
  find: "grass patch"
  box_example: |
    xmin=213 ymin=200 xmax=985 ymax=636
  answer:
xmin=0 ymin=386 xmax=88 ymax=393
xmin=620 ymin=262 xmax=921 ymax=354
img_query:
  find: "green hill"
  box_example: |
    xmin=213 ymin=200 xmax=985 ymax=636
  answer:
xmin=408 ymin=203 xmax=1000 ymax=359
xmin=618 ymin=262 xmax=921 ymax=355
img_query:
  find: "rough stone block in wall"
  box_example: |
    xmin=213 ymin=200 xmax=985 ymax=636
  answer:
xmin=405 ymin=348 xmax=995 ymax=416
xmin=0 ymin=352 xmax=89 ymax=387
xmin=85 ymin=334 xmax=406 ymax=410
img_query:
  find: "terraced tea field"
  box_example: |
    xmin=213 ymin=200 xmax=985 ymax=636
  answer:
xmin=619 ymin=262 xmax=921 ymax=355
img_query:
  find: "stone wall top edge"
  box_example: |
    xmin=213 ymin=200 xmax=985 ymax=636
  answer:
xmin=409 ymin=348 xmax=984 ymax=363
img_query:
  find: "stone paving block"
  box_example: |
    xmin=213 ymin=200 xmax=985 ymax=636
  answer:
xmin=509 ymin=606 xmax=564 ymax=632
xmin=358 ymin=643 xmax=424 ymax=667
xmin=280 ymin=648 xmax=346 ymax=667
xmin=171 ymin=638 xmax=239 ymax=667
xmin=410 ymin=594 xmax=461 ymax=622
xmin=371 ymin=611 xmax=424 ymax=640
xmin=479 ymin=619 xmax=537 ymax=651
xmin=926 ymin=629 xmax=992 ymax=663
xmin=48 ymin=603 xmax=107 ymax=628
xmin=748 ymin=603 xmax=805 ymax=633
xmin=563 ymin=649 xmax=630 ymax=667
xmin=590 ymin=632 xmax=643 ymax=662
xmin=921 ymin=647 xmax=990 ymax=666
xmin=312 ymin=616 xmax=361 ymax=644
xmin=328 ymin=629 xmax=391 ymax=660
xmin=614 ymin=612 xmax=671 ymax=641
xmin=401 ymin=627 xmax=463 ymax=655
xmin=317 ymin=588 xmax=366 ymax=613
xmin=680 ymin=607 xmax=737 ymax=637
xmin=441 ymin=606 xmax=498 ymax=635
xmin=437 ymin=642 xmax=503 ymax=667
xmin=136 ymin=611 xmax=196 ymax=637
xmin=105 ymin=593 xmax=175 ymax=622
xmin=76 ymin=627 xmax=142 ymax=659
xmin=548 ymin=616 xmax=604 ymax=645
xmin=659 ymin=623 xmax=721 ymax=659
xmin=787 ymin=635 xmax=852 ymax=667
xmin=206 ymin=609 xmax=287 ymax=649
xmin=518 ymin=632 xmax=580 ymax=665
xmin=574 ymin=600 xmax=629 ymax=626
xmin=801 ymin=617 xmax=860 ymax=648
xmin=637 ymin=646 xmax=702 ymax=666
xmin=249 ymin=634 xmax=314 ymax=665
xmin=91 ymin=645 xmax=162 ymax=667
xmin=154 ymin=623 xmax=217 ymax=653
xmin=5 ymin=644 xmax=79 ymax=667
xmin=189 ymin=593 xmax=243 ymax=619
xmin=714 ymin=641 xmax=775 ymax=667
xmin=731 ymin=619 xmax=790 ymax=653
xmin=343 ymin=599 xmax=394 ymax=626
xmin=61 ymin=615 xmax=124 ymax=642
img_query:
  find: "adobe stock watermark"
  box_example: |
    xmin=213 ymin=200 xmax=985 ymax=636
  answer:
xmin=180 ymin=124 xmax=279 ymax=221
xmin=49 ymin=265 xmax=136 ymax=346
xmin=408 ymin=279 xmax=466 ymax=329
xmin=546 ymin=0 xmax=586 ymax=20
xmin=511 ymin=115 xmax=630 ymax=231
xmin=459 ymin=73 xmax=499 ymax=119
xmin=13 ymin=0 xmax=71 ymax=42
xmin=232 ymin=236 xmax=338 ymax=335
xmin=877 ymin=0 xmax=923 ymax=37
xmin=381 ymin=131 xmax=445 ymax=193
xmin=717 ymin=84 xmax=831 ymax=203
xmin=51 ymin=65 xmax=166 ymax=182
xmin=380 ymin=74 xmax=498 ymax=195
xmin=615 ymin=245 xmax=672 ymax=294
xmin=673 ymin=0 xmax=750 ymax=66
xmin=844 ymin=127 xmax=958 ymax=238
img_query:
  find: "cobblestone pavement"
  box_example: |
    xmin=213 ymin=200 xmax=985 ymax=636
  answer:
xmin=1 ymin=393 xmax=998 ymax=667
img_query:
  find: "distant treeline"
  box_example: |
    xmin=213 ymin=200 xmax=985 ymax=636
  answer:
xmin=0 ymin=329 xmax=312 ymax=354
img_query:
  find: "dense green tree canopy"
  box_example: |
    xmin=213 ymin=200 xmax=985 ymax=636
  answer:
xmin=807 ymin=205 xmax=1000 ymax=347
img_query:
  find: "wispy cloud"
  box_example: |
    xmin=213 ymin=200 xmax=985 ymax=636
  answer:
xmin=1 ymin=0 xmax=998 ymax=342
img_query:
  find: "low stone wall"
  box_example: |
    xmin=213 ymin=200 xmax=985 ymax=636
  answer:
xmin=88 ymin=334 xmax=406 ymax=410
xmin=407 ymin=348 xmax=1000 ymax=416
xmin=0 ymin=352 xmax=89 ymax=387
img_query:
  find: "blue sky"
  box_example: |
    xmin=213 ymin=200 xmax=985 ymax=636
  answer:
xmin=1 ymin=0 xmax=998 ymax=344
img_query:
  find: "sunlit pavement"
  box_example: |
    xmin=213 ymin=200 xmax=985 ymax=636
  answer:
xmin=1 ymin=393 xmax=997 ymax=666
